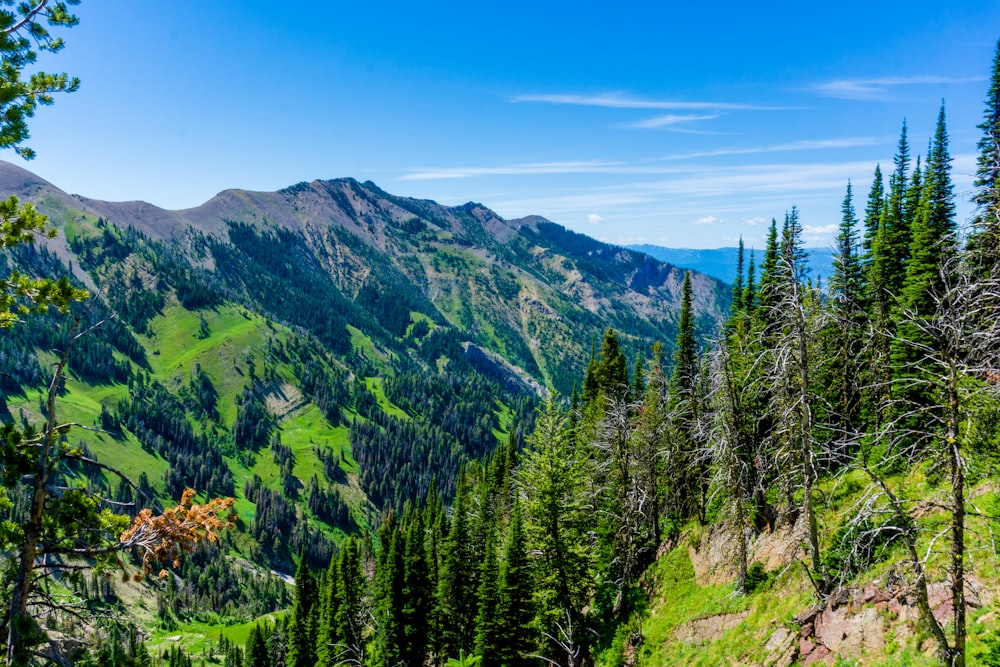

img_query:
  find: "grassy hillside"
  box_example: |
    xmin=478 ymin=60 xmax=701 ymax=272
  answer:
xmin=603 ymin=468 xmax=1000 ymax=667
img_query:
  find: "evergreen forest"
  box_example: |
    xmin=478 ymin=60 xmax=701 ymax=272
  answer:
xmin=4 ymin=4 xmax=1000 ymax=667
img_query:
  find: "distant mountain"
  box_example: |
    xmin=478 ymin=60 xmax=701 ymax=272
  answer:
xmin=628 ymin=244 xmax=838 ymax=285
xmin=0 ymin=159 xmax=732 ymax=571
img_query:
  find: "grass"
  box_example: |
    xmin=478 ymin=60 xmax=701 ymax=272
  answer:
xmin=636 ymin=544 xmax=753 ymax=666
xmin=145 ymin=610 xmax=288 ymax=657
xmin=348 ymin=324 xmax=397 ymax=370
xmin=623 ymin=463 xmax=1000 ymax=667
xmin=492 ymin=399 xmax=514 ymax=441
xmin=142 ymin=303 xmax=272 ymax=425
xmin=364 ymin=376 xmax=409 ymax=421
xmin=6 ymin=378 xmax=169 ymax=491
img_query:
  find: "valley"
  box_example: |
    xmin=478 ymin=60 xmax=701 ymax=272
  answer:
xmin=2 ymin=4 xmax=1000 ymax=666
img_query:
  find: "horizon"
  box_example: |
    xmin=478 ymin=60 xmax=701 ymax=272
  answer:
xmin=12 ymin=2 xmax=1000 ymax=250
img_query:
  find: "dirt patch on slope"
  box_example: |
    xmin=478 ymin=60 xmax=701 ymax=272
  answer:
xmin=674 ymin=610 xmax=750 ymax=644
xmin=262 ymin=381 xmax=307 ymax=419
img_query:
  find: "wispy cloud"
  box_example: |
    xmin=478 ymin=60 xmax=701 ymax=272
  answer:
xmin=743 ymin=216 xmax=768 ymax=226
xmin=403 ymin=138 xmax=881 ymax=181
xmin=692 ymin=215 xmax=722 ymax=225
xmin=401 ymin=160 xmax=626 ymax=180
xmin=658 ymin=137 xmax=884 ymax=160
xmin=622 ymin=113 xmax=722 ymax=129
xmin=486 ymin=159 xmax=882 ymax=216
xmin=808 ymin=76 xmax=984 ymax=101
xmin=510 ymin=92 xmax=794 ymax=111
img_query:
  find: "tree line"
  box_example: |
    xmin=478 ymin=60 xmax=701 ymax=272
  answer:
xmin=217 ymin=42 xmax=1000 ymax=667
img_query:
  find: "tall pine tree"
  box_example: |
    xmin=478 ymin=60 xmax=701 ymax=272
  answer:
xmin=971 ymin=38 xmax=1000 ymax=269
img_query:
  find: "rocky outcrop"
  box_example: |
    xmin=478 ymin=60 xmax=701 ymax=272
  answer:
xmin=688 ymin=518 xmax=805 ymax=586
xmin=674 ymin=611 xmax=750 ymax=644
xmin=764 ymin=578 xmax=993 ymax=666
xmin=681 ymin=519 xmax=995 ymax=666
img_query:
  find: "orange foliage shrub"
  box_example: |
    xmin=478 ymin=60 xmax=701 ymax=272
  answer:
xmin=119 ymin=488 xmax=236 ymax=578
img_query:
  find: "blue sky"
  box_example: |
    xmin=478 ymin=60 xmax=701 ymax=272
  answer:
xmin=16 ymin=1 xmax=1000 ymax=249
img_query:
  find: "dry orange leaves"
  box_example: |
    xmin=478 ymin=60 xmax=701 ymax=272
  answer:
xmin=118 ymin=488 xmax=236 ymax=579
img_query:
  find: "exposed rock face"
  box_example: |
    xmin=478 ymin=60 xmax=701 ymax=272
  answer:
xmin=673 ymin=611 xmax=750 ymax=644
xmin=688 ymin=517 xmax=805 ymax=586
xmin=682 ymin=518 xmax=995 ymax=666
xmin=769 ymin=580 xmax=990 ymax=666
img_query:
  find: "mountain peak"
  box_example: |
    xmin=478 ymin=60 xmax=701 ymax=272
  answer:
xmin=0 ymin=159 xmax=63 ymax=199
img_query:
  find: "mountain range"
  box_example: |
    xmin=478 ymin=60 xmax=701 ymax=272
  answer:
xmin=627 ymin=244 xmax=837 ymax=285
xmin=0 ymin=159 xmax=731 ymax=572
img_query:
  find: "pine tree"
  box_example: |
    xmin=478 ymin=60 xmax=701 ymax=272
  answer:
xmin=634 ymin=341 xmax=668 ymax=546
xmin=594 ymin=328 xmax=629 ymax=400
xmin=287 ymin=553 xmax=318 ymax=667
xmin=742 ymin=249 xmax=756 ymax=312
xmin=780 ymin=207 xmax=808 ymax=283
xmin=671 ymin=271 xmax=698 ymax=401
xmin=971 ymin=38 xmax=1000 ymax=268
xmin=861 ymin=163 xmax=885 ymax=270
xmin=825 ymin=182 xmax=865 ymax=454
xmin=496 ymin=499 xmax=535 ymax=667
xmin=375 ymin=512 xmax=405 ymax=667
xmin=582 ymin=340 xmax=600 ymax=404
xmin=755 ymin=219 xmax=781 ymax=318
xmin=895 ymin=103 xmax=956 ymax=409
xmin=438 ymin=471 xmax=477 ymax=657
xmin=424 ymin=483 xmax=445 ymax=659
xmin=334 ymin=538 xmax=366 ymax=662
xmin=668 ymin=271 xmax=704 ymax=523
xmin=316 ymin=553 xmax=341 ymax=667
xmin=401 ymin=508 xmax=432 ymax=666
xmin=866 ymin=124 xmax=915 ymax=429
xmin=473 ymin=525 xmax=502 ymax=665
xmin=869 ymin=121 xmax=913 ymax=307
xmin=768 ymin=208 xmax=824 ymax=583
xmin=631 ymin=352 xmax=646 ymax=398
xmin=518 ymin=395 xmax=594 ymax=652
xmin=732 ymin=237 xmax=745 ymax=314
xmin=830 ymin=182 xmax=864 ymax=309
xmin=903 ymin=104 xmax=956 ymax=312
xmin=905 ymin=154 xmax=924 ymax=234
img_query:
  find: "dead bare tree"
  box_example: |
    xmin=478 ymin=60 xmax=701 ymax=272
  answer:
xmin=759 ymin=213 xmax=831 ymax=591
xmin=849 ymin=254 xmax=1000 ymax=667
xmin=707 ymin=339 xmax=777 ymax=594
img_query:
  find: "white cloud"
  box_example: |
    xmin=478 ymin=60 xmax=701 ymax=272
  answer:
xmin=808 ymin=76 xmax=984 ymax=101
xmin=623 ymin=113 xmax=721 ymax=129
xmin=401 ymin=160 xmax=624 ymax=180
xmin=587 ymin=213 xmax=604 ymax=224
xmin=658 ymin=137 xmax=884 ymax=161
xmin=803 ymin=223 xmax=838 ymax=244
xmin=510 ymin=92 xmax=794 ymax=111
xmin=743 ymin=216 xmax=768 ymax=226
xmin=402 ymin=142 xmax=892 ymax=182
xmin=693 ymin=215 xmax=722 ymax=225
xmin=478 ymin=159 xmax=882 ymax=218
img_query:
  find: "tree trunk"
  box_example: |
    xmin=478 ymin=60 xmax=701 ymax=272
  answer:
xmin=948 ymin=362 xmax=965 ymax=667
xmin=7 ymin=350 xmax=64 ymax=664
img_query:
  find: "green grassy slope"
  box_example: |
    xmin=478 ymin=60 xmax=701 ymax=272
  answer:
xmin=607 ymin=469 xmax=1000 ymax=667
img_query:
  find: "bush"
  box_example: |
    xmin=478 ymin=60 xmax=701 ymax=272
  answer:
xmin=822 ymin=513 xmax=909 ymax=580
xmin=744 ymin=562 xmax=772 ymax=593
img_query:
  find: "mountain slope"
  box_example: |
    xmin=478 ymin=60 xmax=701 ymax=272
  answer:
xmin=5 ymin=160 xmax=730 ymax=391
xmin=0 ymin=160 xmax=731 ymax=562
